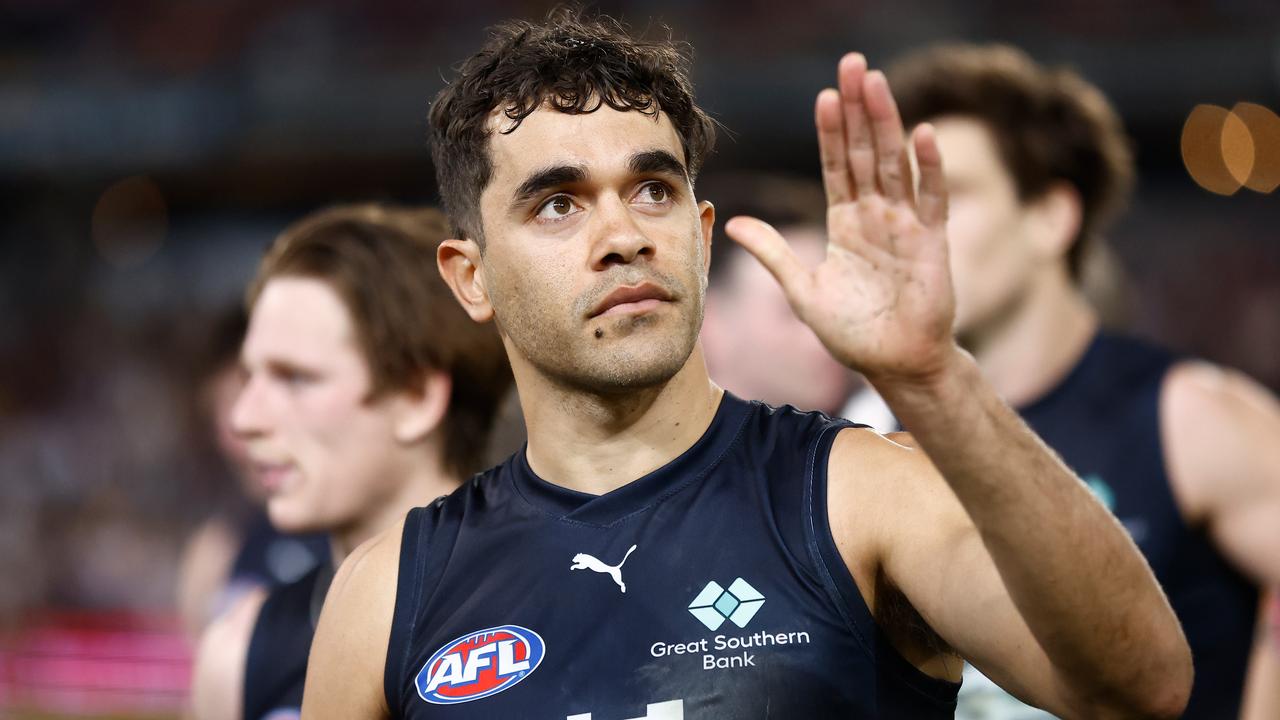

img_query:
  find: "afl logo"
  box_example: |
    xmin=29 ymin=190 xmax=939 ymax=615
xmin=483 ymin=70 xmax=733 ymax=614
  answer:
xmin=415 ymin=625 xmax=545 ymax=705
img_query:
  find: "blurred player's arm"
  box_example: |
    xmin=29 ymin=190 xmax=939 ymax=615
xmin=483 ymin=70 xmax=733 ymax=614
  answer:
xmin=300 ymin=519 xmax=402 ymax=720
xmin=190 ymin=586 xmax=267 ymax=720
xmin=1162 ymin=362 xmax=1280 ymax=720
xmin=1162 ymin=361 xmax=1280 ymax=585
xmin=1241 ymin=591 xmax=1280 ymax=720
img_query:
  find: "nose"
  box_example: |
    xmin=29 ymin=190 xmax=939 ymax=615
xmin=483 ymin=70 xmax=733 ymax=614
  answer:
xmin=590 ymin=195 xmax=655 ymax=270
xmin=229 ymin=373 xmax=268 ymax=439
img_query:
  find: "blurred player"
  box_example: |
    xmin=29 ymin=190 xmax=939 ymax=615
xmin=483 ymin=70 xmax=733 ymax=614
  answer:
xmin=840 ymin=44 xmax=1280 ymax=719
xmin=700 ymin=176 xmax=853 ymax=413
xmin=190 ymin=204 xmax=511 ymax=720
xmin=303 ymin=11 xmax=1190 ymax=718
xmin=177 ymin=307 xmax=329 ymax=640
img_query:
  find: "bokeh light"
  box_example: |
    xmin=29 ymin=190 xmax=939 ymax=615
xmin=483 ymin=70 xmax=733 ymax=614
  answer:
xmin=1182 ymin=104 xmax=1243 ymax=196
xmin=1182 ymin=102 xmax=1280 ymax=196
xmin=1233 ymin=102 xmax=1280 ymax=193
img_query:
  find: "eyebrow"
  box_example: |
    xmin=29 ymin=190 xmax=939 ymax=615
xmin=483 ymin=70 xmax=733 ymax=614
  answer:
xmin=509 ymin=150 xmax=689 ymax=207
xmin=628 ymin=149 xmax=688 ymax=180
xmin=512 ymin=164 xmax=587 ymax=205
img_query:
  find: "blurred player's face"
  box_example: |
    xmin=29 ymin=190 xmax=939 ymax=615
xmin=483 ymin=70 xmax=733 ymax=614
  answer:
xmin=933 ymin=117 xmax=1041 ymax=338
xmin=473 ymin=105 xmax=715 ymax=394
xmin=702 ymin=228 xmax=851 ymax=414
xmin=232 ymin=277 xmax=408 ymax=535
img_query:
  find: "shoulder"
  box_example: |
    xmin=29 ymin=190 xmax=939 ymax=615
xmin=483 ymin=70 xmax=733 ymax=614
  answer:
xmin=325 ymin=516 xmax=406 ymax=624
xmin=191 ymin=585 xmax=269 ymax=720
xmin=826 ymin=428 xmax=958 ymax=592
xmin=1162 ymin=359 xmax=1277 ymax=421
xmin=1161 ymin=359 xmax=1280 ymax=517
xmin=301 ymin=517 xmax=407 ymax=717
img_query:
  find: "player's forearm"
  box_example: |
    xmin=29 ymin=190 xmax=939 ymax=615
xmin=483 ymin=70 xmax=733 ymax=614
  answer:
xmin=870 ymin=348 xmax=1192 ymax=717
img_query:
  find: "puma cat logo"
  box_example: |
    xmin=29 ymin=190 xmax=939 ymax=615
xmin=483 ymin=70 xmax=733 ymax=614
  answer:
xmin=570 ymin=545 xmax=638 ymax=593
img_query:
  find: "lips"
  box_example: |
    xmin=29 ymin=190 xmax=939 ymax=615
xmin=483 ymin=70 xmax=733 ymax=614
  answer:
xmin=250 ymin=459 xmax=297 ymax=494
xmin=588 ymin=282 xmax=674 ymax=319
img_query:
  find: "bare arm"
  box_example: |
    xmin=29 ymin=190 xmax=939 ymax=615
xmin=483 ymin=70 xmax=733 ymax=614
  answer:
xmin=1162 ymin=361 xmax=1280 ymax=584
xmin=1161 ymin=362 xmax=1280 ymax=719
xmin=726 ymin=52 xmax=1191 ymax=718
xmin=1242 ymin=591 xmax=1280 ymax=720
xmin=872 ymin=354 xmax=1188 ymax=717
xmin=190 ymin=587 xmax=266 ymax=720
xmin=300 ymin=519 xmax=402 ymax=720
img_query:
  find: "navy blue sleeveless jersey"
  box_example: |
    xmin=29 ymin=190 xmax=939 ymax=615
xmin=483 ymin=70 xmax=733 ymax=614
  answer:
xmin=384 ymin=393 xmax=958 ymax=719
xmin=243 ymin=563 xmax=332 ymax=720
xmin=1018 ymin=333 xmax=1258 ymax=719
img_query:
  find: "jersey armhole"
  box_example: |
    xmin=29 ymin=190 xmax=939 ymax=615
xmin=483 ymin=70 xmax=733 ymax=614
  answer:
xmin=804 ymin=424 xmax=961 ymax=706
xmin=383 ymin=506 xmax=427 ymax=717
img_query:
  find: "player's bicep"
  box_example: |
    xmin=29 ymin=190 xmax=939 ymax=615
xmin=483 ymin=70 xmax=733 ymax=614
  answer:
xmin=833 ymin=430 xmax=1072 ymax=713
xmin=301 ymin=524 xmax=403 ymax=720
xmin=904 ymin=511 xmax=1068 ymax=710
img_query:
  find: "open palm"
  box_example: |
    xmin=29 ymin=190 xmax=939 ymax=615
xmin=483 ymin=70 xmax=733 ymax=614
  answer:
xmin=725 ymin=54 xmax=956 ymax=384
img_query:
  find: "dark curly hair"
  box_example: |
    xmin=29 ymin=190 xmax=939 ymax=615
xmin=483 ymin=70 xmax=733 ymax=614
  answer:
xmin=888 ymin=44 xmax=1135 ymax=281
xmin=428 ymin=7 xmax=716 ymax=246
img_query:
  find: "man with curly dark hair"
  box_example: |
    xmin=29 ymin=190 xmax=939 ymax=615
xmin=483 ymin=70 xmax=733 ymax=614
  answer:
xmin=302 ymin=11 xmax=1191 ymax=719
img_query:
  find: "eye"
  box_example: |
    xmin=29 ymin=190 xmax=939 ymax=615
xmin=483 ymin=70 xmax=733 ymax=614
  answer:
xmin=535 ymin=194 xmax=580 ymax=221
xmin=634 ymin=181 xmax=671 ymax=205
xmin=269 ymin=364 xmax=318 ymax=389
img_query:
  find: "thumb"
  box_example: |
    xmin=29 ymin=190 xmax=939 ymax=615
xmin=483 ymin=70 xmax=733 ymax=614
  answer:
xmin=724 ymin=216 xmax=810 ymax=300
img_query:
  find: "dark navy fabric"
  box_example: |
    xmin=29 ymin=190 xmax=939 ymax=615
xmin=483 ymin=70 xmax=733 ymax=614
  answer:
xmin=230 ymin=509 xmax=330 ymax=589
xmin=384 ymin=393 xmax=958 ymax=719
xmin=1018 ymin=333 xmax=1257 ymax=719
xmin=244 ymin=563 xmax=330 ymax=720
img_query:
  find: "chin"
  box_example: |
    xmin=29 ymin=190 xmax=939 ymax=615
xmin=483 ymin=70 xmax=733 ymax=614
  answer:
xmin=265 ymin=497 xmax=323 ymax=535
xmin=585 ymin=333 xmax=696 ymax=391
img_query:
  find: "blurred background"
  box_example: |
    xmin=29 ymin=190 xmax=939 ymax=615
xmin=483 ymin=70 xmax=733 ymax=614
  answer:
xmin=1 ymin=0 xmax=1277 ymax=716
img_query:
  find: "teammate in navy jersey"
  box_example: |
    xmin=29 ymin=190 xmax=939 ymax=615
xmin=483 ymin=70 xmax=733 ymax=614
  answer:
xmin=303 ymin=11 xmax=1191 ymax=719
xmin=837 ymin=45 xmax=1280 ymax=719
xmin=190 ymin=204 xmax=511 ymax=720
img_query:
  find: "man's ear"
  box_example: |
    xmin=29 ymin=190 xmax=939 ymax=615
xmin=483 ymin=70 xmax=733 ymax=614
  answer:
xmin=698 ymin=200 xmax=716 ymax=275
xmin=391 ymin=369 xmax=451 ymax=444
xmin=1027 ymin=183 xmax=1083 ymax=262
xmin=438 ymin=238 xmax=494 ymax=323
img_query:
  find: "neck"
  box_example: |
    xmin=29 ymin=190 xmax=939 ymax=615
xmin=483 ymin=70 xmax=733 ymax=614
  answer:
xmin=329 ymin=455 xmax=460 ymax=566
xmin=961 ymin=271 xmax=1098 ymax=408
xmin=517 ymin=344 xmax=723 ymax=496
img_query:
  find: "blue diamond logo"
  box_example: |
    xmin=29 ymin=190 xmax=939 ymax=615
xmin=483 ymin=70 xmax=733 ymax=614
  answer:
xmin=688 ymin=578 xmax=765 ymax=631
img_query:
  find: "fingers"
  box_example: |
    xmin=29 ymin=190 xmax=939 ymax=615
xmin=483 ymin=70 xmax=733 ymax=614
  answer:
xmin=837 ymin=54 xmax=877 ymax=199
xmin=724 ymin=216 xmax=810 ymax=301
xmin=816 ymin=90 xmax=853 ymax=205
xmin=913 ymin=123 xmax=948 ymax=229
xmin=822 ymin=54 xmax=915 ymax=209
xmin=862 ymin=70 xmax=912 ymax=204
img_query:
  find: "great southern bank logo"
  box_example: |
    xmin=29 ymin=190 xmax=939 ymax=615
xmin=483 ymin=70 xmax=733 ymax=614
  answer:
xmin=416 ymin=625 xmax=544 ymax=705
xmin=688 ymin=578 xmax=765 ymax=631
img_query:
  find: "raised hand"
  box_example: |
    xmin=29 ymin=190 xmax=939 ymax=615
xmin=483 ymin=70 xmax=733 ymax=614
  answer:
xmin=724 ymin=53 xmax=957 ymax=386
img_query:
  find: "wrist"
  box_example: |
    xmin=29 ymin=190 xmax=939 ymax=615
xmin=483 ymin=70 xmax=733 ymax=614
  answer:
xmin=864 ymin=343 xmax=975 ymax=402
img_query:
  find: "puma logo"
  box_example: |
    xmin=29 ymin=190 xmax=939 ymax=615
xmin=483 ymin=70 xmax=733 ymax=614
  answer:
xmin=570 ymin=545 xmax=638 ymax=593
